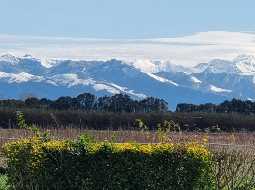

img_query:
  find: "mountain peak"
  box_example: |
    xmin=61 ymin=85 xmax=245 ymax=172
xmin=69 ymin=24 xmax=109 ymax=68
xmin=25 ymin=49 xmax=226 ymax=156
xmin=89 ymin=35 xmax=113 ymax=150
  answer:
xmin=0 ymin=53 xmax=19 ymax=63
xmin=233 ymin=54 xmax=255 ymax=74
xmin=193 ymin=55 xmax=255 ymax=74
xmin=23 ymin=54 xmax=34 ymax=59
xmin=133 ymin=59 xmax=191 ymax=73
xmin=195 ymin=59 xmax=235 ymax=74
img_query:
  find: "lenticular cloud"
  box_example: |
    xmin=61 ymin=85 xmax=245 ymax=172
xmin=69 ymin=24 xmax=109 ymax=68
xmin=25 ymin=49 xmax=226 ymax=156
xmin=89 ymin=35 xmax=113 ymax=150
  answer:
xmin=0 ymin=31 xmax=255 ymax=67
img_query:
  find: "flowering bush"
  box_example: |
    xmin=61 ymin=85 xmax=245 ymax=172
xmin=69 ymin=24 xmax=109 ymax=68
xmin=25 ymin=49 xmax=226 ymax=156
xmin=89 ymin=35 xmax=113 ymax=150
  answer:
xmin=4 ymin=137 xmax=213 ymax=190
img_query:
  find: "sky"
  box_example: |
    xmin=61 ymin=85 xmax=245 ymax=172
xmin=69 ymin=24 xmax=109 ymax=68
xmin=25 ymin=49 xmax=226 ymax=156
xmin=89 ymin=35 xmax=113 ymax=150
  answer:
xmin=0 ymin=0 xmax=255 ymax=66
xmin=1 ymin=0 xmax=254 ymax=38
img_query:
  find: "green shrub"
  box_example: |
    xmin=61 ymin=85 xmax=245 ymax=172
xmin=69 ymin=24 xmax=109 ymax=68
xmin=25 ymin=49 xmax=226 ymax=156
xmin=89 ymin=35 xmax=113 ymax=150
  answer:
xmin=157 ymin=120 xmax=180 ymax=132
xmin=0 ymin=175 xmax=9 ymax=190
xmin=4 ymin=137 xmax=213 ymax=190
xmin=133 ymin=118 xmax=148 ymax=131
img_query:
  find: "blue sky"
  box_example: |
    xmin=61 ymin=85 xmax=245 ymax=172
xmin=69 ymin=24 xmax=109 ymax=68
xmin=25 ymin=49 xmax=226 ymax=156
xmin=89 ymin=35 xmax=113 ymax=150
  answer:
xmin=0 ymin=0 xmax=254 ymax=38
xmin=1 ymin=0 xmax=255 ymax=66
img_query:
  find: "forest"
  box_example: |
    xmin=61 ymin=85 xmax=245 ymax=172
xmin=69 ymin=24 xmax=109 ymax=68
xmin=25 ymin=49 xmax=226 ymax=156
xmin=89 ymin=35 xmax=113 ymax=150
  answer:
xmin=3 ymin=93 xmax=255 ymax=115
xmin=176 ymin=98 xmax=255 ymax=114
xmin=0 ymin=93 xmax=168 ymax=113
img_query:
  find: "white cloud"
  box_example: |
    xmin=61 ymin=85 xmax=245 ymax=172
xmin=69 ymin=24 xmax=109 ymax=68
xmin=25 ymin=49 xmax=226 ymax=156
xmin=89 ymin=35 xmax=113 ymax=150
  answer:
xmin=0 ymin=31 xmax=255 ymax=67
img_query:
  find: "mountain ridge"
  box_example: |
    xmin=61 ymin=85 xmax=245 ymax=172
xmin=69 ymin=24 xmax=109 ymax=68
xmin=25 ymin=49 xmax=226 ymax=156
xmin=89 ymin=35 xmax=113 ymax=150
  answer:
xmin=1 ymin=53 xmax=255 ymax=109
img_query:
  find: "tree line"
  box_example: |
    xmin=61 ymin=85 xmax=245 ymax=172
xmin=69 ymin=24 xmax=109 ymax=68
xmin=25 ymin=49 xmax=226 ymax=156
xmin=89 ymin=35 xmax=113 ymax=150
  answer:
xmin=176 ymin=98 xmax=255 ymax=114
xmin=0 ymin=93 xmax=168 ymax=113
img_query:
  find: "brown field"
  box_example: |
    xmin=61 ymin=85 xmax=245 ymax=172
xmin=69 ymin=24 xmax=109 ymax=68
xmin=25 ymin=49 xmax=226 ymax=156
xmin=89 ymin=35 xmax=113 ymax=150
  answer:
xmin=0 ymin=128 xmax=255 ymax=152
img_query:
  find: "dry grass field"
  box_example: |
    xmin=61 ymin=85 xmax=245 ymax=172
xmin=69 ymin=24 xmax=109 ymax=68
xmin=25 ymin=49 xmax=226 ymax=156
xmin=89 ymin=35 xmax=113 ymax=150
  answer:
xmin=0 ymin=128 xmax=254 ymax=151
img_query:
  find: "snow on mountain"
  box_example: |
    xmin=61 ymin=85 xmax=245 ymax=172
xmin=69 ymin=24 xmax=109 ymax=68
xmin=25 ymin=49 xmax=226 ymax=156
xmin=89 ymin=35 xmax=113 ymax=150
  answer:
xmin=106 ymin=83 xmax=147 ymax=98
xmin=209 ymin=85 xmax=232 ymax=93
xmin=48 ymin=73 xmax=147 ymax=98
xmin=0 ymin=72 xmax=44 ymax=83
xmin=133 ymin=59 xmax=157 ymax=73
xmin=0 ymin=54 xmax=45 ymax=74
xmin=193 ymin=54 xmax=255 ymax=75
xmin=0 ymin=53 xmax=20 ymax=63
xmin=48 ymin=73 xmax=92 ymax=87
xmin=190 ymin=76 xmax=202 ymax=84
xmin=146 ymin=72 xmax=179 ymax=86
xmin=0 ymin=55 xmax=151 ymax=100
xmin=154 ymin=71 xmax=203 ymax=89
xmin=133 ymin=59 xmax=192 ymax=73
xmin=92 ymin=83 xmax=121 ymax=94
xmin=193 ymin=59 xmax=237 ymax=73
xmin=155 ymin=61 xmax=192 ymax=73
xmin=152 ymin=54 xmax=255 ymax=106
xmin=233 ymin=55 xmax=255 ymax=74
xmin=1 ymin=53 xmax=255 ymax=109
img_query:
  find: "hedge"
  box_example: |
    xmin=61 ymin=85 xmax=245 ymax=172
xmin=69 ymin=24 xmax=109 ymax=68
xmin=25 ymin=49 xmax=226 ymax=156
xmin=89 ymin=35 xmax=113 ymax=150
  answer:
xmin=3 ymin=137 xmax=213 ymax=190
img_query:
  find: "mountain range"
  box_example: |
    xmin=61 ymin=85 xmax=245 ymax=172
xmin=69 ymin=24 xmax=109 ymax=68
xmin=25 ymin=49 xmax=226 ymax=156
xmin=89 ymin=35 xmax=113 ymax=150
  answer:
xmin=1 ymin=53 xmax=255 ymax=109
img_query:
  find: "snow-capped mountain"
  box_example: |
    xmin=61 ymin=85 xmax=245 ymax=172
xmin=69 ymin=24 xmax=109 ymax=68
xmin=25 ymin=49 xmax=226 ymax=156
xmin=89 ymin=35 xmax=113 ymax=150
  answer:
xmin=233 ymin=55 xmax=255 ymax=74
xmin=154 ymin=55 xmax=255 ymax=104
xmin=193 ymin=55 xmax=255 ymax=75
xmin=1 ymin=53 xmax=255 ymax=109
xmin=0 ymin=53 xmax=45 ymax=74
xmin=132 ymin=59 xmax=192 ymax=73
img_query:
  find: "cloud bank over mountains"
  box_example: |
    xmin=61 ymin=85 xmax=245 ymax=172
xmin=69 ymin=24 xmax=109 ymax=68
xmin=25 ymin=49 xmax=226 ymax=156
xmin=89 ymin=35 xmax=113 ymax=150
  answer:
xmin=1 ymin=31 xmax=255 ymax=67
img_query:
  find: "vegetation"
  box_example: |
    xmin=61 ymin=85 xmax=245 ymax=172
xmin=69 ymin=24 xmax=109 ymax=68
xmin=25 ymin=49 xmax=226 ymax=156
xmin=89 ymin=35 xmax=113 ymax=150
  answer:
xmin=0 ymin=93 xmax=168 ymax=113
xmin=212 ymin=148 xmax=255 ymax=190
xmin=1 ymin=109 xmax=255 ymax=131
xmin=2 ymin=131 xmax=255 ymax=189
xmin=1 ymin=93 xmax=255 ymax=131
xmin=0 ymin=114 xmax=254 ymax=189
xmin=0 ymin=100 xmax=255 ymax=189
xmin=3 ymin=137 xmax=213 ymax=190
xmin=3 ymin=113 xmax=214 ymax=189
xmin=177 ymin=98 xmax=255 ymax=114
xmin=0 ymin=175 xmax=8 ymax=190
